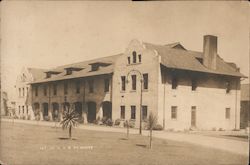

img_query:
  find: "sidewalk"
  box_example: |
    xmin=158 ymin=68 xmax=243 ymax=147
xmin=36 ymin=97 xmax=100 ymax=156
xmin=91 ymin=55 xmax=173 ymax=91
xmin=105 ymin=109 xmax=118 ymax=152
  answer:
xmin=1 ymin=118 xmax=249 ymax=156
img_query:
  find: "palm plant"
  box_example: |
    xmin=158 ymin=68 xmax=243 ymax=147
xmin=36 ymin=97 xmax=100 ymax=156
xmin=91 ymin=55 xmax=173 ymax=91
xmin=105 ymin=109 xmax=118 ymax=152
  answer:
xmin=60 ymin=107 xmax=79 ymax=139
xmin=147 ymin=112 xmax=157 ymax=149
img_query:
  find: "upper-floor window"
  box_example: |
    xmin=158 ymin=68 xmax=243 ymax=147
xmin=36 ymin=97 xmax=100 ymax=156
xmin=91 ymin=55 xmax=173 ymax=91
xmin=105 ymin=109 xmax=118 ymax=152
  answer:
xmin=127 ymin=57 xmax=131 ymax=64
xmin=226 ymin=81 xmax=231 ymax=93
xmin=76 ymin=81 xmax=80 ymax=94
xmin=88 ymin=79 xmax=94 ymax=93
xmin=132 ymin=51 xmax=137 ymax=63
xmin=172 ymin=77 xmax=178 ymax=89
xmin=35 ymin=86 xmax=38 ymax=97
xmin=142 ymin=105 xmax=148 ymax=120
xmin=43 ymin=85 xmax=47 ymax=96
xmin=19 ymin=88 xmax=21 ymax=97
xmin=143 ymin=73 xmax=148 ymax=90
xmin=120 ymin=106 xmax=125 ymax=119
xmin=26 ymin=87 xmax=29 ymax=96
xmin=131 ymin=105 xmax=136 ymax=119
xmin=64 ymin=82 xmax=68 ymax=95
xmin=138 ymin=54 xmax=141 ymax=63
xmin=131 ymin=75 xmax=136 ymax=90
xmin=225 ymin=108 xmax=230 ymax=119
xmin=121 ymin=76 xmax=126 ymax=91
xmin=104 ymin=78 xmax=110 ymax=92
xmin=191 ymin=79 xmax=197 ymax=91
xmin=22 ymin=106 xmax=25 ymax=114
xmin=22 ymin=88 xmax=25 ymax=97
xmin=53 ymin=84 xmax=57 ymax=95
xmin=171 ymin=106 xmax=177 ymax=119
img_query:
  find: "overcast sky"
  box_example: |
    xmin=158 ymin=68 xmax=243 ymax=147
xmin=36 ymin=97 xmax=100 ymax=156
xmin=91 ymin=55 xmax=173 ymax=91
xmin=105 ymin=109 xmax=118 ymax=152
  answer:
xmin=1 ymin=1 xmax=249 ymax=100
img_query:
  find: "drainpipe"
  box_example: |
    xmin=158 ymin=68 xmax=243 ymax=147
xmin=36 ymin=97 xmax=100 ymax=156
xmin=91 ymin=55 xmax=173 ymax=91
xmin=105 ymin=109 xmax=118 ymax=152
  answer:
xmin=235 ymin=79 xmax=239 ymax=130
xmin=163 ymin=71 xmax=166 ymax=129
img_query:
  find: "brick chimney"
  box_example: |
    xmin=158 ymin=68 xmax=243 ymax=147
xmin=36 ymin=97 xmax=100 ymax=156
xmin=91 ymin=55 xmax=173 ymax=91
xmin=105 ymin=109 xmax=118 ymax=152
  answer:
xmin=203 ymin=35 xmax=217 ymax=70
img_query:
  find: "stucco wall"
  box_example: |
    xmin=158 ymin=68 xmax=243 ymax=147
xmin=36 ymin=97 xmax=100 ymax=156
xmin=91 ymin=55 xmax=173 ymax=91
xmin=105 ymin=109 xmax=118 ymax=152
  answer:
xmin=158 ymin=67 xmax=241 ymax=131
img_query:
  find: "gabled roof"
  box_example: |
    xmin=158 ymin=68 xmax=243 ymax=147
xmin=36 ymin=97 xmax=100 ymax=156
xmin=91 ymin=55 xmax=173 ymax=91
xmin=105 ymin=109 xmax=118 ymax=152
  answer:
xmin=30 ymin=54 xmax=121 ymax=84
xmin=144 ymin=42 xmax=245 ymax=78
xmin=27 ymin=68 xmax=47 ymax=81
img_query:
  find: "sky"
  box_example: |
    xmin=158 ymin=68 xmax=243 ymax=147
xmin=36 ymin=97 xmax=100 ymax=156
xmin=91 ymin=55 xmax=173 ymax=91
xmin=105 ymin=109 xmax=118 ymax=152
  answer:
xmin=1 ymin=1 xmax=249 ymax=100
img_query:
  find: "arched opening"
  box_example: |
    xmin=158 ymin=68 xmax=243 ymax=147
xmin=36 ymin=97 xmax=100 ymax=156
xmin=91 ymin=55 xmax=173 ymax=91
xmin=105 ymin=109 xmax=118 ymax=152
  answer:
xmin=42 ymin=103 xmax=49 ymax=118
xmin=33 ymin=103 xmax=40 ymax=119
xmin=87 ymin=102 xmax=96 ymax=123
xmin=74 ymin=102 xmax=82 ymax=117
xmin=102 ymin=101 xmax=112 ymax=119
xmin=52 ymin=102 xmax=59 ymax=121
xmin=62 ymin=102 xmax=70 ymax=114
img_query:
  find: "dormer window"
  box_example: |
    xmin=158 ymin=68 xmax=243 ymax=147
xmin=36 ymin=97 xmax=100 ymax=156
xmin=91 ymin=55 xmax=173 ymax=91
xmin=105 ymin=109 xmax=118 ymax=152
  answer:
xmin=132 ymin=51 xmax=136 ymax=63
xmin=64 ymin=67 xmax=83 ymax=75
xmin=89 ymin=62 xmax=111 ymax=72
xmin=45 ymin=71 xmax=61 ymax=78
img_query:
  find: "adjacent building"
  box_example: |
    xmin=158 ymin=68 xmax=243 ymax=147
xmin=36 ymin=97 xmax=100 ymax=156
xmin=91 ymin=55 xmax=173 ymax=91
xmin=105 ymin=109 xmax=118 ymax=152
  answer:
xmin=240 ymin=84 xmax=249 ymax=129
xmin=18 ymin=35 xmax=245 ymax=130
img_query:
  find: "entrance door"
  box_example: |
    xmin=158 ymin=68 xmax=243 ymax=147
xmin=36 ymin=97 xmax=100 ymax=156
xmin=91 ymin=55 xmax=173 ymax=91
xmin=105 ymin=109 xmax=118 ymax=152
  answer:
xmin=87 ymin=102 xmax=96 ymax=123
xmin=102 ymin=101 xmax=112 ymax=119
xmin=191 ymin=106 xmax=196 ymax=127
xmin=43 ymin=103 xmax=49 ymax=118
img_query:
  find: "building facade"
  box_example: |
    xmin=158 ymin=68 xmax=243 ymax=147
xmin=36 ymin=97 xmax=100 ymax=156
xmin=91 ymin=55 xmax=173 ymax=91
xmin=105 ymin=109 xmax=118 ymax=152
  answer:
xmin=19 ymin=35 xmax=245 ymax=130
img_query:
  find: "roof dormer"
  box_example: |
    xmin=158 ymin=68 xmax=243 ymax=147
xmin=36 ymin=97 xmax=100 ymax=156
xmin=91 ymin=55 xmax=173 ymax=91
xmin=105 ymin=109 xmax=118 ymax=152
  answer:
xmin=89 ymin=62 xmax=111 ymax=71
xmin=45 ymin=71 xmax=61 ymax=78
xmin=64 ymin=67 xmax=83 ymax=75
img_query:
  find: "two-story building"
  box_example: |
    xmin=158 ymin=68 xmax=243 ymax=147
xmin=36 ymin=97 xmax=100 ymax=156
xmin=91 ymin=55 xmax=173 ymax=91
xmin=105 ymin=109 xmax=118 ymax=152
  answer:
xmin=24 ymin=35 xmax=245 ymax=130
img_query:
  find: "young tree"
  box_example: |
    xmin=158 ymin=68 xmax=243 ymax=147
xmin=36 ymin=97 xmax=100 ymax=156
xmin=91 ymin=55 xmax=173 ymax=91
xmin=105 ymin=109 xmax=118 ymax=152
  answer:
xmin=147 ymin=112 xmax=157 ymax=149
xmin=60 ymin=107 xmax=79 ymax=139
xmin=125 ymin=120 xmax=129 ymax=139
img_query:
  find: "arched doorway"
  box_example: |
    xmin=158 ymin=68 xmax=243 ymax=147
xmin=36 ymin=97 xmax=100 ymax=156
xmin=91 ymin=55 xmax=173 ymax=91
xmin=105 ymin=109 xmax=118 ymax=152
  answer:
xmin=74 ymin=102 xmax=82 ymax=117
xmin=42 ymin=103 xmax=49 ymax=118
xmin=52 ymin=102 xmax=59 ymax=121
xmin=102 ymin=101 xmax=112 ymax=119
xmin=87 ymin=102 xmax=96 ymax=123
xmin=33 ymin=103 xmax=40 ymax=119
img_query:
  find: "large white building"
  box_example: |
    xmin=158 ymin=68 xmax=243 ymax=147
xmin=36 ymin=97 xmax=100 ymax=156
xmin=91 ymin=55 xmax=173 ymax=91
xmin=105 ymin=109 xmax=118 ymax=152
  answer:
xmin=16 ymin=35 xmax=246 ymax=130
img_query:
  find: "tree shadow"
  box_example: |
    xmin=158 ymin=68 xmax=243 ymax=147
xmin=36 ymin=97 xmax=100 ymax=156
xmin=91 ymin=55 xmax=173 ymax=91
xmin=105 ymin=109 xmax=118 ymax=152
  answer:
xmin=58 ymin=137 xmax=77 ymax=140
xmin=119 ymin=138 xmax=129 ymax=140
xmin=136 ymin=144 xmax=147 ymax=148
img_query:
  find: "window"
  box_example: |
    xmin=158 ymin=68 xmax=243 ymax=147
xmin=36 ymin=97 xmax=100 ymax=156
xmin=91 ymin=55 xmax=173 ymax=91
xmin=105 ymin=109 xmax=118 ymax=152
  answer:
xmin=76 ymin=81 xmax=80 ymax=94
xmin=132 ymin=51 xmax=136 ymax=63
xmin=104 ymin=78 xmax=110 ymax=92
xmin=225 ymin=108 xmax=230 ymax=119
xmin=172 ymin=77 xmax=178 ymax=89
xmin=121 ymin=76 xmax=126 ymax=91
xmin=43 ymin=85 xmax=47 ymax=96
xmin=22 ymin=88 xmax=25 ymax=97
xmin=120 ymin=106 xmax=125 ymax=119
xmin=191 ymin=79 xmax=197 ymax=91
xmin=53 ymin=84 xmax=57 ymax=95
xmin=132 ymin=75 xmax=136 ymax=90
xmin=142 ymin=106 xmax=148 ymax=120
xmin=88 ymin=80 xmax=94 ymax=93
xmin=131 ymin=106 xmax=136 ymax=119
xmin=138 ymin=54 xmax=141 ymax=63
xmin=22 ymin=106 xmax=25 ymax=114
xmin=26 ymin=87 xmax=29 ymax=96
xmin=64 ymin=82 xmax=68 ymax=95
xmin=171 ymin=106 xmax=177 ymax=119
xmin=26 ymin=106 xmax=28 ymax=114
xmin=19 ymin=88 xmax=21 ymax=97
xmin=18 ymin=106 xmax=21 ymax=114
xmin=143 ymin=73 xmax=148 ymax=90
xmin=226 ymin=81 xmax=231 ymax=93
xmin=35 ymin=86 xmax=38 ymax=96
xmin=127 ymin=57 xmax=131 ymax=64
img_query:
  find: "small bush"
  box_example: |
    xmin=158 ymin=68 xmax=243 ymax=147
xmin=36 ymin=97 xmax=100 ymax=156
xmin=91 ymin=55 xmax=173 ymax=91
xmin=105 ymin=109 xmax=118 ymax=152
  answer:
xmin=44 ymin=116 xmax=50 ymax=121
xmin=27 ymin=115 xmax=31 ymax=120
xmin=218 ymin=128 xmax=225 ymax=131
xmin=114 ymin=119 xmax=121 ymax=126
xmin=123 ymin=120 xmax=135 ymax=128
xmin=106 ymin=118 xmax=113 ymax=126
xmin=153 ymin=124 xmax=163 ymax=131
xmin=78 ymin=118 xmax=84 ymax=124
xmin=212 ymin=127 xmax=217 ymax=131
xmin=22 ymin=116 xmax=26 ymax=120
xmin=101 ymin=117 xmax=108 ymax=124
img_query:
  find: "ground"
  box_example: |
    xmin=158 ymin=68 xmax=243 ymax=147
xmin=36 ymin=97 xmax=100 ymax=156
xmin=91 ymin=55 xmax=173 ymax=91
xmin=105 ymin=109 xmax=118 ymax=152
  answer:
xmin=0 ymin=121 xmax=248 ymax=165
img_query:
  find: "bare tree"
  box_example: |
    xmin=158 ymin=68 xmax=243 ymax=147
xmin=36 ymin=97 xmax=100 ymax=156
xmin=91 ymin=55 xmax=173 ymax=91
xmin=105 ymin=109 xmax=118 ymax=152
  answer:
xmin=147 ymin=112 xmax=157 ymax=149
